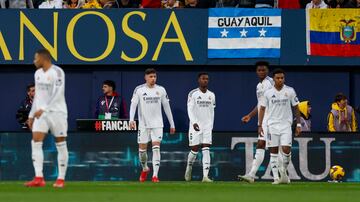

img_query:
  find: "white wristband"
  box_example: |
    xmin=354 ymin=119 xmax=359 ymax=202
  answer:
xmin=296 ymin=123 xmax=301 ymax=128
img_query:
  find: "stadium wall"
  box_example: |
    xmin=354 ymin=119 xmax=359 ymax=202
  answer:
xmin=1 ymin=66 xmax=359 ymax=132
xmin=1 ymin=132 xmax=359 ymax=182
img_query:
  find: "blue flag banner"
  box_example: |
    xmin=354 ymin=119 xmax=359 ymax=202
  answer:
xmin=208 ymin=8 xmax=282 ymax=58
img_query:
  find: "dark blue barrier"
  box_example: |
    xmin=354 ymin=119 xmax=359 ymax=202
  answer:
xmin=0 ymin=9 xmax=360 ymax=65
xmin=1 ymin=132 xmax=359 ymax=182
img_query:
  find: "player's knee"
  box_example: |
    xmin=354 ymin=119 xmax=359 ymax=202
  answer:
xmin=257 ymin=140 xmax=266 ymax=149
xmin=152 ymin=141 xmax=161 ymax=147
xmin=191 ymin=145 xmax=199 ymax=152
xmin=270 ymin=147 xmax=278 ymax=154
xmin=202 ymin=144 xmax=211 ymax=148
xmin=139 ymin=143 xmax=148 ymax=151
xmin=55 ymin=137 xmax=66 ymax=143
xmin=281 ymin=146 xmax=291 ymax=154
xmin=32 ymin=132 xmax=45 ymax=142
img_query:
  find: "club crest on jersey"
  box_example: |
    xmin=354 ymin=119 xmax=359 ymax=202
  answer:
xmin=285 ymin=93 xmax=288 ymax=97
xmin=156 ymin=91 xmax=160 ymax=96
xmin=208 ymin=96 xmax=211 ymax=100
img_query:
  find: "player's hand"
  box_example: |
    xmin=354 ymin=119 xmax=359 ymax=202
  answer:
xmin=34 ymin=109 xmax=44 ymax=119
xmin=258 ymin=126 xmax=264 ymax=137
xmin=295 ymin=126 xmax=301 ymax=136
xmin=170 ymin=128 xmax=176 ymax=134
xmin=193 ymin=123 xmax=200 ymax=131
xmin=27 ymin=118 xmax=34 ymax=130
xmin=130 ymin=121 xmax=136 ymax=130
xmin=241 ymin=115 xmax=251 ymax=123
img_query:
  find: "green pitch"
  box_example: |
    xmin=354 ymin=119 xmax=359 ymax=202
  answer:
xmin=0 ymin=181 xmax=358 ymax=202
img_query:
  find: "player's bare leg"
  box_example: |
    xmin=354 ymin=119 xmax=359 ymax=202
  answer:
xmin=279 ymin=146 xmax=291 ymax=184
xmin=201 ymin=144 xmax=213 ymax=183
xmin=185 ymin=145 xmax=199 ymax=182
xmin=53 ymin=136 xmax=68 ymax=188
xmin=269 ymin=147 xmax=281 ymax=184
xmin=139 ymin=143 xmax=150 ymax=182
xmin=151 ymin=141 xmax=161 ymax=183
xmin=25 ymin=132 xmax=46 ymax=187
xmin=239 ymin=140 xmax=265 ymax=183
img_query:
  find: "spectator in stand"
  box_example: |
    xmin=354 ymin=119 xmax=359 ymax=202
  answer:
xmin=185 ymin=0 xmax=198 ymax=8
xmin=162 ymin=0 xmax=183 ymax=8
xmin=95 ymin=80 xmax=128 ymax=120
xmin=0 ymin=0 xmax=34 ymax=8
xmin=278 ymin=0 xmax=301 ymax=8
xmin=64 ymin=0 xmax=84 ymax=8
xmin=306 ymin=0 xmax=328 ymax=8
xmin=198 ymin=0 xmax=216 ymax=8
xmin=216 ymin=0 xmax=240 ymax=7
xmin=82 ymin=0 xmax=102 ymax=8
xmin=100 ymin=0 xmax=119 ymax=8
xmin=16 ymin=83 xmax=35 ymax=130
xmin=38 ymin=0 xmax=63 ymax=8
xmin=297 ymin=101 xmax=312 ymax=132
xmin=327 ymin=93 xmax=357 ymax=132
xmin=238 ymin=0 xmax=255 ymax=7
xmin=327 ymin=0 xmax=348 ymax=8
xmin=255 ymin=0 xmax=273 ymax=8
xmin=140 ymin=0 xmax=161 ymax=7
xmin=118 ymin=0 xmax=140 ymax=7
xmin=343 ymin=0 xmax=360 ymax=7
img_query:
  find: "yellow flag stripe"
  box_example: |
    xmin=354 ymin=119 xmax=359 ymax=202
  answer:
xmin=309 ymin=9 xmax=360 ymax=32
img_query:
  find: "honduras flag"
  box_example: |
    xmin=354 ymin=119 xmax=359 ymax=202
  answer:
xmin=208 ymin=8 xmax=282 ymax=58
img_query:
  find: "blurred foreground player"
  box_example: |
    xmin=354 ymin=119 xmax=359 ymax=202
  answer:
xmin=129 ymin=68 xmax=176 ymax=183
xmin=25 ymin=49 xmax=68 ymax=188
xmin=185 ymin=73 xmax=216 ymax=183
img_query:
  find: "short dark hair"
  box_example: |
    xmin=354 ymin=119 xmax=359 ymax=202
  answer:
xmin=334 ymin=93 xmax=347 ymax=102
xmin=272 ymin=68 xmax=285 ymax=77
xmin=26 ymin=83 xmax=35 ymax=92
xmin=198 ymin=72 xmax=208 ymax=78
xmin=255 ymin=61 xmax=269 ymax=69
xmin=36 ymin=48 xmax=52 ymax=60
xmin=103 ymin=80 xmax=116 ymax=91
xmin=145 ymin=68 xmax=156 ymax=75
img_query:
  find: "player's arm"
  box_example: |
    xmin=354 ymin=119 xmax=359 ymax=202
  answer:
xmin=129 ymin=89 xmax=139 ymax=129
xmin=161 ymin=88 xmax=175 ymax=134
xmin=187 ymin=93 xmax=199 ymax=131
xmin=327 ymin=113 xmax=336 ymax=132
xmin=210 ymin=93 xmax=216 ymax=129
xmin=242 ymin=105 xmax=258 ymax=123
xmin=28 ymin=96 xmax=37 ymax=129
xmin=291 ymin=89 xmax=301 ymax=136
xmin=258 ymin=106 xmax=266 ymax=136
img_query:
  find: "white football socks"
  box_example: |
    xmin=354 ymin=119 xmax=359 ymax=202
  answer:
xmin=152 ymin=146 xmax=161 ymax=177
xmin=248 ymin=149 xmax=265 ymax=178
xmin=281 ymin=151 xmax=291 ymax=171
xmin=55 ymin=141 xmax=68 ymax=180
xmin=202 ymin=147 xmax=211 ymax=177
xmin=139 ymin=149 xmax=148 ymax=171
xmin=270 ymin=153 xmax=279 ymax=180
xmin=31 ymin=140 xmax=44 ymax=178
xmin=187 ymin=150 xmax=198 ymax=167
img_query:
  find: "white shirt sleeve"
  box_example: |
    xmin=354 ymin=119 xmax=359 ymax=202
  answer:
xmin=161 ymin=87 xmax=175 ymax=128
xmin=129 ymin=89 xmax=139 ymax=122
xmin=291 ymin=89 xmax=300 ymax=107
xmin=187 ymin=92 xmax=198 ymax=125
xmin=260 ymin=92 xmax=268 ymax=108
xmin=41 ymin=70 xmax=65 ymax=112
xmin=210 ymin=93 xmax=216 ymax=129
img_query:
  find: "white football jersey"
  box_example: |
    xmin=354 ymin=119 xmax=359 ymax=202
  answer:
xmin=256 ymin=76 xmax=273 ymax=125
xmin=187 ymin=88 xmax=216 ymax=130
xmin=130 ymin=84 xmax=175 ymax=129
xmin=260 ymin=85 xmax=299 ymax=128
xmin=29 ymin=65 xmax=67 ymax=118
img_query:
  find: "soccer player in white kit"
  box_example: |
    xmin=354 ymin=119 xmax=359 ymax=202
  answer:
xmin=184 ymin=73 xmax=216 ymax=183
xmin=239 ymin=61 xmax=273 ymax=183
xmin=25 ymin=49 xmax=68 ymax=188
xmin=129 ymin=68 xmax=176 ymax=183
xmin=258 ymin=69 xmax=301 ymax=184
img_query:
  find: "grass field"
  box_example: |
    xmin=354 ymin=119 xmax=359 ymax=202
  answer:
xmin=0 ymin=181 xmax=359 ymax=202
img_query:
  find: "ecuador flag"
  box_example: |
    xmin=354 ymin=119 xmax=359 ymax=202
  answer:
xmin=306 ymin=9 xmax=360 ymax=57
